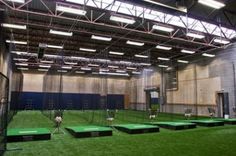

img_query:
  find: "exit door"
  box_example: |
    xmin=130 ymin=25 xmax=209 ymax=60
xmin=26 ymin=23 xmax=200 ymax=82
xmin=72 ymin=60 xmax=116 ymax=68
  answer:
xmin=216 ymin=92 xmax=229 ymax=118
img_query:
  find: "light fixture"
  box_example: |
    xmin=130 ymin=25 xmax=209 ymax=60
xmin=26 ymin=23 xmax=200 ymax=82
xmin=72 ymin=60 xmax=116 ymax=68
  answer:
xmin=39 ymin=65 xmax=51 ymax=68
xmin=152 ymin=24 xmax=174 ymax=32
xmin=47 ymin=44 xmax=63 ymax=49
xmin=177 ymin=60 xmax=189 ymax=64
xmin=109 ymin=51 xmax=124 ymax=55
xmin=127 ymin=67 xmax=137 ymax=70
xmin=49 ymin=29 xmax=73 ymax=36
xmin=40 ymin=60 xmax=54 ymax=64
xmin=1 ymin=23 xmax=26 ymax=30
xmin=75 ymin=71 xmax=85 ymax=74
xmin=57 ymin=70 xmax=67 ymax=73
xmin=181 ymin=49 xmax=195 ymax=54
xmin=120 ymin=61 xmax=132 ymax=64
xmin=108 ymin=65 xmax=119 ymax=69
xmin=116 ymin=70 xmax=126 ymax=73
xmin=6 ymin=0 xmax=25 ymax=3
xmin=158 ymin=65 xmax=168 ymax=68
xmin=126 ymin=40 xmax=144 ymax=46
xmin=156 ymin=45 xmax=172 ymax=50
xmin=91 ymin=35 xmax=112 ymax=41
xmin=81 ymin=67 xmax=92 ymax=71
xmin=132 ymin=71 xmax=141 ymax=75
xmin=213 ymin=38 xmax=230 ymax=44
xmin=88 ymin=64 xmax=99 ymax=67
xmin=13 ymin=58 xmax=28 ymax=61
xmin=140 ymin=63 xmax=151 ymax=66
xmin=99 ymin=72 xmax=129 ymax=76
xmin=64 ymin=61 xmax=77 ymax=65
xmin=158 ymin=57 xmax=170 ymax=61
xmin=202 ymin=53 xmax=215 ymax=57
xmin=56 ymin=5 xmax=87 ymax=15
xmin=198 ymin=0 xmax=225 ymax=9
xmin=6 ymin=40 xmax=27 ymax=45
xmin=135 ymin=54 xmax=148 ymax=58
xmin=15 ymin=63 xmax=28 ymax=66
xmin=144 ymin=68 xmax=153 ymax=72
xmin=11 ymin=51 xmax=28 ymax=55
xmin=110 ymin=15 xmax=135 ymax=24
xmin=17 ymin=67 xmax=28 ymax=70
xmin=80 ymin=48 xmax=96 ymax=52
xmin=100 ymin=69 xmax=109 ymax=72
xmin=38 ymin=69 xmax=49 ymax=72
xmin=62 ymin=66 xmax=72 ymax=69
xmin=186 ymin=32 xmax=205 ymax=39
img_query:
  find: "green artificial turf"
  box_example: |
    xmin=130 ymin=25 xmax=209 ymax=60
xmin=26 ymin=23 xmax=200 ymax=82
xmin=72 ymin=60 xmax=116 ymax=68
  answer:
xmin=151 ymin=121 xmax=195 ymax=126
xmin=114 ymin=124 xmax=158 ymax=130
xmin=7 ymin=128 xmax=50 ymax=136
xmin=5 ymin=111 xmax=236 ymax=156
xmin=66 ymin=126 xmax=112 ymax=132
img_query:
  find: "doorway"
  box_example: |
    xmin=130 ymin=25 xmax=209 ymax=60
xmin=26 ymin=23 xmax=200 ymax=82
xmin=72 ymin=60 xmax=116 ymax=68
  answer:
xmin=216 ymin=92 xmax=229 ymax=118
xmin=144 ymin=87 xmax=160 ymax=111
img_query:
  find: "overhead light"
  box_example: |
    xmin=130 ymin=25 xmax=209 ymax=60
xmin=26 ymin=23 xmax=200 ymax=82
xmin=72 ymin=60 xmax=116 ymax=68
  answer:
xmin=198 ymin=0 xmax=225 ymax=9
xmin=81 ymin=67 xmax=91 ymax=71
xmin=15 ymin=63 xmax=28 ymax=66
xmin=56 ymin=5 xmax=86 ymax=15
xmin=13 ymin=58 xmax=28 ymax=61
xmin=11 ymin=51 xmax=28 ymax=55
xmin=156 ymin=45 xmax=172 ymax=50
xmin=158 ymin=65 xmax=168 ymax=68
xmin=100 ymin=69 xmax=109 ymax=72
xmin=158 ymin=57 xmax=170 ymax=61
xmin=186 ymin=32 xmax=205 ymax=39
xmin=144 ymin=68 xmax=153 ymax=72
xmin=91 ymin=35 xmax=112 ymax=41
xmin=1 ymin=23 xmax=26 ymax=30
xmin=202 ymin=53 xmax=215 ymax=57
xmin=177 ymin=59 xmax=189 ymax=64
xmin=213 ymin=38 xmax=230 ymax=44
xmin=96 ymin=59 xmax=110 ymax=62
xmin=181 ymin=49 xmax=195 ymax=54
xmin=108 ymin=65 xmax=119 ymax=69
xmin=38 ymin=69 xmax=49 ymax=72
xmin=132 ymin=71 xmax=141 ymax=75
xmin=126 ymin=40 xmax=144 ymax=46
xmin=135 ymin=54 xmax=148 ymax=58
xmin=57 ymin=70 xmax=67 ymax=73
xmin=40 ymin=60 xmax=54 ymax=64
xmin=88 ymin=64 xmax=99 ymax=67
xmin=64 ymin=61 xmax=77 ymax=65
xmin=6 ymin=40 xmax=27 ymax=45
xmin=47 ymin=44 xmax=63 ymax=49
xmin=110 ymin=15 xmax=135 ymax=24
xmin=127 ymin=67 xmax=137 ymax=70
xmin=109 ymin=51 xmax=124 ymax=55
xmin=75 ymin=71 xmax=85 ymax=74
xmin=116 ymin=70 xmax=126 ymax=73
xmin=39 ymin=65 xmax=51 ymax=68
xmin=44 ymin=54 xmax=58 ymax=58
xmin=62 ymin=66 xmax=72 ymax=69
xmin=6 ymin=0 xmax=25 ymax=3
xmin=99 ymin=72 xmax=129 ymax=76
xmin=140 ymin=63 xmax=151 ymax=66
xmin=71 ymin=56 xmax=86 ymax=60
xmin=49 ymin=29 xmax=73 ymax=37
xmin=80 ymin=48 xmax=96 ymax=52
xmin=17 ymin=67 xmax=28 ymax=70
xmin=152 ymin=24 xmax=174 ymax=32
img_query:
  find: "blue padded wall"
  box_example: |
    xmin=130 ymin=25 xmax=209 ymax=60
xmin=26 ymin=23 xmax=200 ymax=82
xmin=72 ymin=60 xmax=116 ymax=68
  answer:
xmin=10 ymin=92 xmax=124 ymax=110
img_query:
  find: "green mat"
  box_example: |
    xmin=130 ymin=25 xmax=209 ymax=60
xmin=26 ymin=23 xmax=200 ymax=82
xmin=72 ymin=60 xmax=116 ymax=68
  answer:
xmin=152 ymin=122 xmax=195 ymax=126
xmin=215 ymin=118 xmax=236 ymax=122
xmin=188 ymin=120 xmax=223 ymax=123
xmin=114 ymin=124 xmax=158 ymax=129
xmin=7 ymin=128 xmax=51 ymax=136
xmin=66 ymin=126 xmax=112 ymax=132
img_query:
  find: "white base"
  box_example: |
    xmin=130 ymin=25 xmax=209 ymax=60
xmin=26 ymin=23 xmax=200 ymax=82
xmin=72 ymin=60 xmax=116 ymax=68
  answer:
xmin=224 ymin=114 xmax=229 ymax=119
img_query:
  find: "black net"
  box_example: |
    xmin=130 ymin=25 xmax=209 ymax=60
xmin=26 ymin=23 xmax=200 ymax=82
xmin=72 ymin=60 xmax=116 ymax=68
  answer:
xmin=0 ymin=73 xmax=9 ymax=155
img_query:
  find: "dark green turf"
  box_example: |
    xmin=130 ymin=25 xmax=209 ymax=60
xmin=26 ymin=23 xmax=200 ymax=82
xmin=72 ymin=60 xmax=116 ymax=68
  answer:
xmin=147 ymin=121 xmax=196 ymax=130
xmin=66 ymin=126 xmax=112 ymax=132
xmin=114 ymin=124 xmax=157 ymax=130
xmin=5 ymin=111 xmax=236 ymax=156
